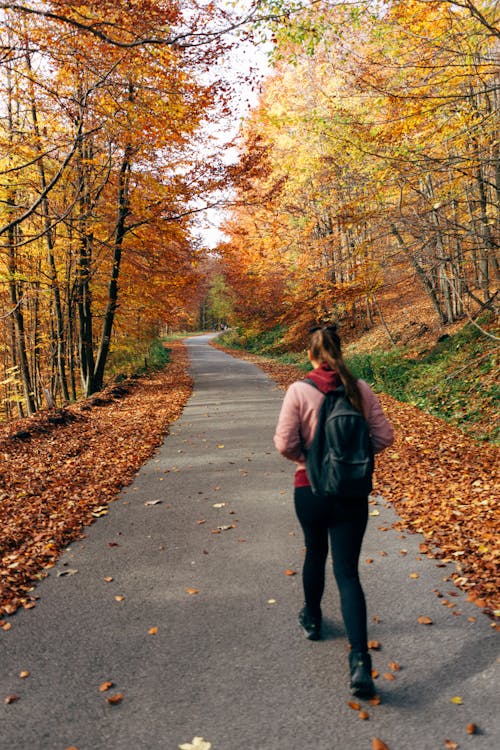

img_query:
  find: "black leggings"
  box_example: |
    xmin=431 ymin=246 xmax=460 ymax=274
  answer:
xmin=294 ymin=486 xmax=369 ymax=652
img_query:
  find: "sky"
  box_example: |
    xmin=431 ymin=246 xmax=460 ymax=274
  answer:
xmin=193 ymin=32 xmax=272 ymax=249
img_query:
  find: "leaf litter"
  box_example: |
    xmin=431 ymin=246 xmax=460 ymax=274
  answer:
xmin=0 ymin=342 xmax=192 ymax=617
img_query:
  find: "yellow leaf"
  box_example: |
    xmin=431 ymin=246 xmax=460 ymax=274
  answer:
xmin=450 ymin=696 xmax=463 ymax=705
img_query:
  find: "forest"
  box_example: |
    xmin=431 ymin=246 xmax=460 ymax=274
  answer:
xmin=0 ymin=0 xmax=498 ymax=423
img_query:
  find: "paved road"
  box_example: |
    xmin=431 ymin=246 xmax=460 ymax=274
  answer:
xmin=1 ymin=335 xmax=498 ymax=750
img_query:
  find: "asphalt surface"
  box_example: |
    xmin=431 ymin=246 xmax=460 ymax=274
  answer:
xmin=1 ymin=334 xmax=498 ymax=750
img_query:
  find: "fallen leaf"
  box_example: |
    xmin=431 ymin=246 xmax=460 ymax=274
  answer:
xmin=417 ymin=616 xmax=433 ymax=625
xmin=284 ymin=569 xmax=297 ymax=576
xmin=267 ymin=599 xmax=277 ymax=604
xmin=216 ymin=444 xmax=224 ymax=449
xmin=19 ymin=670 xmax=30 ymax=679
xmin=212 ymin=503 xmax=226 ymax=508
xmin=372 ymin=739 xmax=390 ymax=750
xmin=2 ymin=622 xmax=12 ymax=631
xmin=409 ymin=572 xmax=420 ymax=579
xmin=114 ymin=595 xmax=125 ymax=602
xmin=450 ymin=696 xmax=463 ymax=705
xmin=365 ymin=558 xmax=374 ymax=564
xmin=4 ymin=694 xmax=19 ymax=704
xmin=179 ymin=738 xmax=212 ymax=750
xmin=144 ymin=500 xmax=162 ymax=506
xmin=105 ymin=692 xmax=124 ymax=705
xmin=148 ymin=627 xmax=158 ymax=635
xmin=196 ymin=519 xmax=206 ymax=525
xmin=185 ymin=588 xmax=199 ymax=595
xmin=108 ymin=542 xmax=120 ymax=547
xmin=444 ymin=741 xmax=459 ymax=749
xmin=359 ymin=710 xmax=370 ymax=720
xmin=383 ymin=672 xmax=396 ymax=681
xmin=388 ymin=662 xmax=400 ymax=671
xmin=466 ymin=723 xmax=477 ymax=735
xmin=99 ymin=681 xmax=114 ymax=692
xmin=347 ymin=700 xmax=361 ymax=710
xmin=91 ymin=507 xmax=108 ymax=518
xmin=104 ymin=576 xmax=113 ymax=583
xmin=369 ymin=694 xmax=382 ymax=706
xmin=57 ymin=568 xmax=78 ymax=577
xmin=368 ymin=640 xmax=381 ymax=650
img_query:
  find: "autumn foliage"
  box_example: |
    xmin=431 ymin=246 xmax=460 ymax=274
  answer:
xmin=219 ymin=1 xmax=499 ymax=345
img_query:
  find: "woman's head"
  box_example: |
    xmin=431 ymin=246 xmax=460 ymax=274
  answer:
xmin=307 ymin=324 xmax=364 ymax=414
xmin=308 ymin=324 xmax=342 ymax=368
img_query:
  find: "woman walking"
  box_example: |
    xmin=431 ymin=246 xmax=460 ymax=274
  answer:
xmin=274 ymin=324 xmax=394 ymax=698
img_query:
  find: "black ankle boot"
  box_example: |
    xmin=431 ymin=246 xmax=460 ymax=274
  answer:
xmin=349 ymin=651 xmax=376 ymax=698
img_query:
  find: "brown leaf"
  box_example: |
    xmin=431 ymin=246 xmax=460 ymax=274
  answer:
xmin=369 ymin=694 xmax=382 ymax=706
xmin=368 ymin=640 xmax=381 ymax=650
xmin=284 ymin=569 xmax=297 ymax=576
xmin=383 ymin=672 xmax=396 ymax=681
xmin=19 ymin=670 xmax=30 ymax=679
xmin=359 ymin=710 xmax=370 ymax=720
xmin=103 ymin=576 xmax=113 ymax=583
xmin=185 ymin=587 xmax=199 ymax=595
xmin=347 ymin=700 xmax=360 ymax=711
xmin=99 ymin=681 xmax=114 ymax=692
xmin=466 ymin=723 xmax=477 ymax=735
xmin=444 ymin=741 xmax=458 ymax=749
xmin=4 ymin=694 xmax=20 ymax=704
xmin=105 ymin=692 xmax=124 ymax=705
xmin=388 ymin=662 xmax=400 ymax=671
xmin=372 ymin=739 xmax=390 ymax=750
xmin=417 ymin=616 xmax=433 ymax=625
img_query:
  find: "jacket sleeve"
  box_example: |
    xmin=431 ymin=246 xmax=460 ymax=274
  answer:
xmin=359 ymin=380 xmax=394 ymax=453
xmin=273 ymin=383 xmax=305 ymax=462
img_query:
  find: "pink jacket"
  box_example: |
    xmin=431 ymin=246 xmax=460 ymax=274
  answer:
xmin=274 ymin=367 xmax=394 ymax=487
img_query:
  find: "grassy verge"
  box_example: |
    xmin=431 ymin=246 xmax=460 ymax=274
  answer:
xmin=105 ymin=337 xmax=171 ymax=380
xmin=220 ymin=320 xmax=499 ymax=444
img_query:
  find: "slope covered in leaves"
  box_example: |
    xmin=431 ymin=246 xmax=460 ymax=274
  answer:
xmin=212 ymin=342 xmax=499 ymax=618
xmin=0 ymin=342 xmax=192 ymax=618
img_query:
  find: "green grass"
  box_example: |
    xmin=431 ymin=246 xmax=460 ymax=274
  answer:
xmin=106 ymin=337 xmax=170 ymax=380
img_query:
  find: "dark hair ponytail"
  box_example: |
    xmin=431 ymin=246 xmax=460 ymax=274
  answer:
xmin=308 ymin=325 xmax=364 ymax=414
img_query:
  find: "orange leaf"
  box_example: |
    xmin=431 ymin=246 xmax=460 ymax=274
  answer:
xmin=99 ymin=681 xmax=114 ymax=692
xmin=4 ymin=694 xmax=19 ymax=704
xmin=369 ymin=694 xmax=382 ymax=706
xmin=388 ymin=662 xmax=400 ymax=671
xmin=19 ymin=670 xmax=30 ymax=679
xmin=284 ymin=569 xmax=297 ymax=576
xmin=104 ymin=577 xmax=113 ymax=583
xmin=372 ymin=739 xmax=390 ymax=750
xmin=347 ymin=700 xmax=360 ymax=710
xmin=383 ymin=672 xmax=396 ymax=681
xmin=368 ymin=640 xmax=381 ymax=650
xmin=466 ymin=723 xmax=477 ymax=735
xmin=417 ymin=616 xmax=433 ymax=625
xmin=148 ymin=627 xmax=158 ymax=635
xmin=185 ymin=587 xmax=199 ymax=595
xmin=359 ymin=710 xmax=370 ymax=720
xmin=444 ymin=741 xmax=458 ymax=749
xmin=105 ymin=693 xmax=124 ymax=705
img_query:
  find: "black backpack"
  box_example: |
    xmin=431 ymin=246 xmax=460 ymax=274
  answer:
xmin=304 ymin=379 xmax=374 ymax=498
